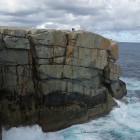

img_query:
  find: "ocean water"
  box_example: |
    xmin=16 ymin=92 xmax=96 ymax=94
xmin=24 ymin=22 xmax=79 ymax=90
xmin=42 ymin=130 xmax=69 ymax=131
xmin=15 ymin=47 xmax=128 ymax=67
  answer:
xmin=2 ymin=42 xmax=140 ymax=140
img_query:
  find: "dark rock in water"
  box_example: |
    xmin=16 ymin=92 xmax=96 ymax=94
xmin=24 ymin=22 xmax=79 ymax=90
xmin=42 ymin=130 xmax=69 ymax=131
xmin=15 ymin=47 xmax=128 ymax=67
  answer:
xmin=0 ymin=26 xmax=127 ymax=132
xmin=105 ymin=79 xmax=127 ymax=99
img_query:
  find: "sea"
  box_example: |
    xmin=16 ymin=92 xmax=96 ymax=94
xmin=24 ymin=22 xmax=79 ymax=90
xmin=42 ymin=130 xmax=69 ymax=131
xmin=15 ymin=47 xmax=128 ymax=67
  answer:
xmin=2 ymin=42 xmax=140 ymax=140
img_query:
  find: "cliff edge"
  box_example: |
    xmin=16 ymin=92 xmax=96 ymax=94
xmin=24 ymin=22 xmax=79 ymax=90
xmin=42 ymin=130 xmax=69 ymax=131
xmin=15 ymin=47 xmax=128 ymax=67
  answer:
xmin=0 ymin=27 xmax=127 ymax=134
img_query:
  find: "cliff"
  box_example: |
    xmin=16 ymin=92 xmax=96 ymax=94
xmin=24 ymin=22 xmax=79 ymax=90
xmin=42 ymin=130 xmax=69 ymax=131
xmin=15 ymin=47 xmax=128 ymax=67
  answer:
xmin=0 ymin=26 xmax=127 ymax=135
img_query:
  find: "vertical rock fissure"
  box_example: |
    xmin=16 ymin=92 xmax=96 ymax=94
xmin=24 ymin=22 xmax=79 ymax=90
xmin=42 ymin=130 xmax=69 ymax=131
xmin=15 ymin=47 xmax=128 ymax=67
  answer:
xmin=64 ymin=33 xmax=69 ymax=64
xmin=28 ymin=34 xmax=44 ymax=106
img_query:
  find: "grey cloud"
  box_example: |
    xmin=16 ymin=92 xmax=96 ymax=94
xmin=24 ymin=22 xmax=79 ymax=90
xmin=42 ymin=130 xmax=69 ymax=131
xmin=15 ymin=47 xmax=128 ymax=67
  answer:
xmin=0 ymin=10 xmax=39 ymax=17
xmin=48 ymin=5 xmax=102 ymax=16
xmin=0 ymin=0 xmax=139 ymax=41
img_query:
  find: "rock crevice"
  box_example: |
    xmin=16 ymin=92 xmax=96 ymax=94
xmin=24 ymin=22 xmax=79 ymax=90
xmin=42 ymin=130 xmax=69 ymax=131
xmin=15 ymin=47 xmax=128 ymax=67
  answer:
xmin=0 ymin=27 xmax=127 ymax=134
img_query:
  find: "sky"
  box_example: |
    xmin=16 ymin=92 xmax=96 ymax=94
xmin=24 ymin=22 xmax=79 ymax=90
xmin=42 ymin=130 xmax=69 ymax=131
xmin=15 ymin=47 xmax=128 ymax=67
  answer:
xmin=0 ymin=0 xmax=140 ymax=42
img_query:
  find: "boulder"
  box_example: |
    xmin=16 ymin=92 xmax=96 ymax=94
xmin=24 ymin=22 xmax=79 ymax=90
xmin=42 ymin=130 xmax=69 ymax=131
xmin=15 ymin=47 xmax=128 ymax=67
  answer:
xmin=37 ymin=59 xmax=49 ymax=65
xmin=41 ymin=80 xmax=66 ymax=95
xmin=109 ymin=80 xmax=127 ymax=99
xmin=63 ymin=65 xmax=93 ymax=79
xmin=108 ymin=40 xmax=118 ymax=60
xmin=39 ymin=65 xmax=99 ymax=80
xmin=0 ymin=27 xmax=28 ymax=37
xmin=104 ymin=62 xmax=121 ymax=81
xmin=35 ymin=45 xmax=66 ymax=59
xmin=3 ymin=36 xmax=30 ymax=49
xmin=53 ymin=57 xmax=65 ymax=64
xmin=38 ymin=65 xmax=63 ymax=79
xmin=32 ymin=30 xmax=67 ymax=47
xmin=75 ymin=31 xmax=111 ymax=50
xmin=70 ymin=47 xmax=108 ymax=69
xmin=0 ymin=65 xmax=35 ymax=94
xmin=35 ymin=45 xmax=53 ymax=58
xmin=0 ymin=49 xmax=29 ymax=65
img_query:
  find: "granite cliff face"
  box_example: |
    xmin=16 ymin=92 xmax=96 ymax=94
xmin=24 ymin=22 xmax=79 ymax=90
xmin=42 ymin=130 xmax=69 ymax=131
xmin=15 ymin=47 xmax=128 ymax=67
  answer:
xmin=0 ymin=27 xmax=127 ymax=135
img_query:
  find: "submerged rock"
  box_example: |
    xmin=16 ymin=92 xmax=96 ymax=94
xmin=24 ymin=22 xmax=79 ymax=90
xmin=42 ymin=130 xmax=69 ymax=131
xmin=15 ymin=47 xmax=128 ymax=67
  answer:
xmin=0 ymin=26 xmax=127 ymax=133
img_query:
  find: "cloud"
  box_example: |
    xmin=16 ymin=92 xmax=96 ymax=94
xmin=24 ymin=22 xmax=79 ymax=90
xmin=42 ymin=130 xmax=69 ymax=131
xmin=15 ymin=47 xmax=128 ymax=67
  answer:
xmin=36 ymin=22 xmax=81 ymax=30
xmin=0 ymin=0 xmax=139 ymax=42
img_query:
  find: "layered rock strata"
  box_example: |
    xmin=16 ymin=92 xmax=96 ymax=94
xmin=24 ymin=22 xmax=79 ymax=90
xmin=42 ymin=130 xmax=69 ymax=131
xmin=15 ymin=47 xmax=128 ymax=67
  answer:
xmin=0 ymin=27 xmax=127 ymax=135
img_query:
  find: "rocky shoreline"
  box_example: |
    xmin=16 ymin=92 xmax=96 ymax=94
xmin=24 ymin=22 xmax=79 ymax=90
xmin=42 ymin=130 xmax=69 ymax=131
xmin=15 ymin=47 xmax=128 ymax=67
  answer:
xmin=0 ymin=26 xmax=127 ymax=138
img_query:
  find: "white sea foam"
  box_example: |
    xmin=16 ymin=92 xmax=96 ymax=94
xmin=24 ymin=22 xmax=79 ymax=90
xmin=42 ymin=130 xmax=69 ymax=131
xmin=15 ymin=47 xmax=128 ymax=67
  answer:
xmin=112 ymin=98 xmax=140 ymax=130
xmin=2 ymin=77 xmax=140 ymax=140
xmin=120 ymin=77 xmax=140 ymax=91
